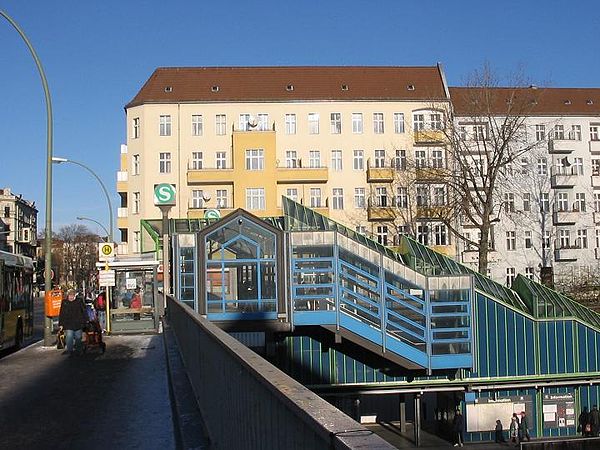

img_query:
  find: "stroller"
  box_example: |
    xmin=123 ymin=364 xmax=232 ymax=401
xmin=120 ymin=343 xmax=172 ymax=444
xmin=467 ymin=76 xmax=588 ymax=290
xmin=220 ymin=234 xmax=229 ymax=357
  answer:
xmin=83 ymin=302 xmax=106 ymax=353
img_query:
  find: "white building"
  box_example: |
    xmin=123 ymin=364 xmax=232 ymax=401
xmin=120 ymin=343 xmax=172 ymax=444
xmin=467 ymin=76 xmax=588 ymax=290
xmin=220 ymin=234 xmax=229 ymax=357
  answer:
xmin=0 ymin=187 xmax=37 ymax=258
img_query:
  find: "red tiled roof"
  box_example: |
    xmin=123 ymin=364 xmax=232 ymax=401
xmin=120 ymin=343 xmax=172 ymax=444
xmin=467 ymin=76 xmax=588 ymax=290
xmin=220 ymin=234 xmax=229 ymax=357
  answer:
xmin=126 ymin=66 xmax=449 ymax=108
xmin=450 ymin=87 xmax=600 ymax=116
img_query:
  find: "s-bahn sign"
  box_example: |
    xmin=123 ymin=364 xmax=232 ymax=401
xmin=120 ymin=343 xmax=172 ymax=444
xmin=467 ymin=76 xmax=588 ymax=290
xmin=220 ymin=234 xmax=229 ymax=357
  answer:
xmin=154 ymin=183 xmax=176 ymax=206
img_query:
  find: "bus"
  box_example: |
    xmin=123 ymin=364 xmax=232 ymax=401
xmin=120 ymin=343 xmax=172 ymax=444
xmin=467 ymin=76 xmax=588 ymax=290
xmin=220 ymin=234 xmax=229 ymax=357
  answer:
xmin=0 ymin=250 xmax=34 ymax=349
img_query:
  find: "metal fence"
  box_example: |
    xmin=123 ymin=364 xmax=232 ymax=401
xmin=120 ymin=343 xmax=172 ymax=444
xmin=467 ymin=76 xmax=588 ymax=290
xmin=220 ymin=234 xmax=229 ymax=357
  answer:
xmin=167 ymin=296 xmax=396 ymax=450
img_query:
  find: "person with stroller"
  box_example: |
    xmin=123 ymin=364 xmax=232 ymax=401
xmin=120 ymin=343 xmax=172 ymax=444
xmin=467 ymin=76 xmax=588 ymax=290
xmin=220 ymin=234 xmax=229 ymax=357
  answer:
xmin=58 ymin=289 xmax=87 ymax=355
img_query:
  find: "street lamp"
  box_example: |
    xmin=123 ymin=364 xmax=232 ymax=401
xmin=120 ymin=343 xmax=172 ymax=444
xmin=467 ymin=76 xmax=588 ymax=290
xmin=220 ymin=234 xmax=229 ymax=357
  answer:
xmin=76 ymin=216 xmax=109 ymax=242
xmin=1 ymin=9 xmax=54 ymax=346
xmin=52 ymin=157 xmax=113 ymax=242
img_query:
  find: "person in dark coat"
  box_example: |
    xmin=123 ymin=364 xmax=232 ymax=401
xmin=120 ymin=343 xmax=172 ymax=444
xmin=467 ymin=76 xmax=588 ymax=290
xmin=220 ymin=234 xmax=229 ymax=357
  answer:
xmin=452 ymin=409 xmax=465 ymax=447
xmin=519 ymin=411 xmax=531 ymax=442
xmin=590 ymin=405 xmax=600 ymax=437
xmin=495 ymin=419 xmax=506 ymax=443
xmin=58 ymin=289 xmax=87 ymax=355
xmin=579 ymin=406 xmax=590 ymax=436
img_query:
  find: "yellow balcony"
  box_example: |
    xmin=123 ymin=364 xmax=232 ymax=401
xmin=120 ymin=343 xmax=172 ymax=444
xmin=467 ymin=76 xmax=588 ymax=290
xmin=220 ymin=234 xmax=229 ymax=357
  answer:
xmin=415 ymin=167 xmax=449 ymax=181
xmin=187 ymin=169 xmax=235 ymax=185
xmin=414 ymin=129 xmax=445 ymax=144
xmin=276 ymin=167 xmax=329 ymax=184
xmin=367 ymin=206 xmax=395 ymax=221
xmin=367 ymin=167 xmax=395 ymax=183
xmin=416 ymin=205 xmax=451 ymax=218
xmin=430 ymin=244 xmax=454 ymax=257
xmin=117 ymin=217 xmax=128 ymax=228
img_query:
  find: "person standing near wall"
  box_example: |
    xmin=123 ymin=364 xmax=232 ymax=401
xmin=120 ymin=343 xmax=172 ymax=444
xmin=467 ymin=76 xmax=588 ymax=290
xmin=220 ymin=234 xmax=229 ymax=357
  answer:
xmin=519 ymin=411 xmax=531 ymax=442
xmin=509 ymin=414 xmax=519 ymax=446
xmin=452 ymin=409 xmax=464 ymax=447
xmin=590 ymin=405 xmax=600 ymax=437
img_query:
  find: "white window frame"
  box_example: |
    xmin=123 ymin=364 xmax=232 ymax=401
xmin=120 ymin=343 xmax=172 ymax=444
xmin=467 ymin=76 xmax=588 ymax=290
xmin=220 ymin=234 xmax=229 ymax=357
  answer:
xmin=393 ymin=113 xmax=405 ymax=134
xmin=285 ymin=114 xmax=296 ymax=135
xmin=354 ymin=188 xmax=365 ymax=208
xmin=159 ymin=152 xmax=171 ymax=173
xmin=133 ymin=117 xmax=140 ymax=139
xmin=331 ymin=150 xmax=343 ymax=171
xmin=309 ymin=150 xmax=321 ymax=168
xmin=245 ymin=149 xmax=264 ymax=170
xmin=373 ymin=113 xmax=384 ymax=134
xmin=309 ymin=188 xmax=322 ymax=208
xmin=332 ymin=188 xmax=344 ymax=210
xmin=216 ymin=189 xmax=227 ymax=208
xmin=132 ymin=154 xmax=140 ymax=176
xmin=133 ymin=192 xmax=140 ymax=214
xmin=215 ymin=114 xmax=226 ymax=135
xmin=246 ymin=188 xmax=265 ymax=210
xmin=191 ymin=151 xmax=203 ymax=170
xmin=216 ymin=151 xmax=226 ymax=169
xmin=308 ymin=113 xmax=319 ymax=134
xmin=351 ymin=113 xmax=363 ymax=134
xmin=330 ymin=113 xmax=341 ymax=134
xmin=191 ymin=189 xmax=204 ymax=209
xmin=159 ymin=115 xmax=172 ymax=136
xmin=353 ymin=150 xmax=364 ymax=170
xmin=192 ymin=115 xmax=203 ymax=136
xmin=285 ymin=150 xmax=298 ymax=168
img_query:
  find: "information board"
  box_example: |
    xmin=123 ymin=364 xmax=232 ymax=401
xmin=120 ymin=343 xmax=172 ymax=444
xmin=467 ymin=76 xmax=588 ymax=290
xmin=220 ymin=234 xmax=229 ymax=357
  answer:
xmin=543 ymin=392 xmax=576 ymax=428
xmin=466 ymin=395 xmax=533 ymax=432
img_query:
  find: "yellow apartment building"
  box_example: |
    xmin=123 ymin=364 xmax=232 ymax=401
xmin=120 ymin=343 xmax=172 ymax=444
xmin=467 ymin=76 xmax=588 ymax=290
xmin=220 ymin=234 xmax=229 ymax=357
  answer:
xmin=117 ymin=66 xmax=454 ymax=256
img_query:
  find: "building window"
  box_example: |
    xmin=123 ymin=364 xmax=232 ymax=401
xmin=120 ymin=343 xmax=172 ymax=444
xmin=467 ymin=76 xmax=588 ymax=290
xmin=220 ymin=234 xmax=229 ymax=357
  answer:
xmin=159 ymin=115 xmax=171 ymax=136
xmin=286 ymin=188 xmax=298 ymax=202
xmin=377 ymin=225 xmax=388 ymax=246
xmin=133 ymin=192 xmax=140 ymax=214
xmin=191 ymin=189 xmax=204 ymax=209
xmin=133 ymin=117 xmax=140 ymax=139
xmin=590 ymin=124 xmax=600 ymax=141
xmin=159 ymin=152 xmax=171 ymax=173
xmin=393 ymin=113 xmax=405 ymax=133
xmin=553 ymin=124 xmax=564 ymax=140
xmin=257 ymin=113 xmax=269 ymax=131
xmin=309 ymin=150 xmax=321 ymax=168
xmin=134 ymin=231 xmax=141 ymax=253
xmin=216 ymin=151 xmax=226 ymax=169
xmin=352 ymin=113 xmax=363 ymax=134
xmin=396 ymin=187 xmax=408 ymax=208
xmin=417 ymin=224 xmax=429 ymax=245
xmin=535 ymin=124 xmax=546 ymax=141
xmin=506 ymin=267 xmax=516 ymax=286
xmin=332 ymin=188 xmax=344 ymax=209
xmin=286 ymin=150 xmax=298 ymax=168
xmin=416 ymin=185 xmax=429 ymax=206
xmin=375 ymin=187 xmax=387 ymax=207
xmin=430 ymin=113 xmax=443 ymax=130
xmin=246 ymin=188 xmax=265 ymax=210
xmin=308 ymin=113 xmax=319 ymax=134
xmin=473 ymin=124 xmax=487 ymax=141
xmin=595 ymin=193 xmax=600 ymax=212
xmin=374 ymin=149 xmax=385 ymax=168
xmin=504 ymin=193 xmax=515 ymax=213
xmin=373 ymin=113 xmax=384 ymax=134
xmin=578 ymin=229 xmax=588 ymax=248
xmin=331 ymin=150 xmax=343 ymax=171
xmin=192 ymin=115 xmax=203 ymax=136
xmin=356 ymin=225 xmax=367 ymax=235
xmin=309 ymin=188 xmax=322 ymax=208
xmin=285 ymin=114 xmax=296 ymax=135
xmin=216 ymin=189 xmax=227 ymax=208
xmin=132 ymin=154 xmax=140 ymax=176
xmin=433 ymin=186 xmax=446 ymax=206
xmin=570 ymin=125 xmax=582 ymax=140
xmin=191 ymin=151 xmax=203 ymax=170
xmin=537 ymin=157 xmax=547 ymax=175
xmin=592 ymin=159 xmax=600 ymax=176
xmin=245 ymin=149 xmax=264 ymax=170
xmin=525 ymin=267 xmax=535 ymax=280
xmin=215 ymin=114 xmax=226 ymax=135
xmin=431 ymin=149 xmax=444 ymax=168
xmin=330 ymin=113 xmax=341 ymax=134
xmin=540 ymin=193 xmax=550 ymax=212
xmin=523 ymin=193 xmax=531 ymax=212
xmin=575 ymin=193 xmax=587 ymax=212
xmin=524 ymin=230 xmax=533 ymax=249
xmin=506 ymin=231 xmax=516 ymax=251
xmin=238 ymin=113 xmax=250 ymax=131
xmin=353 ymin=150 xmax=364 ymax=170
xmin=434 ymin=224 xmax=448 ymax=245
xmin=558 ymin=229 xmax=570 ymax=248
xmin=394 ymin=150 xmax=407 ymax=170
xmin=573 ymin=157 xmax=584 ymax=175
xmin=415 ymin=150 xmax=426 ymax=169
xmin=557 ymin=192 xmax=569 ymax=211
xmin=354 ymin=188 xmax=365 ymax=208
xmin=413 ymin=114 xmax=425 ymax=131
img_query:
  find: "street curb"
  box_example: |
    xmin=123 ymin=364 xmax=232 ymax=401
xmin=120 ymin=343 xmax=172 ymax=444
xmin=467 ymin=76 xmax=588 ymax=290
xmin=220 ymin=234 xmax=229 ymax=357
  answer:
xmin=162 ymin=319 xmax=211 ymax=450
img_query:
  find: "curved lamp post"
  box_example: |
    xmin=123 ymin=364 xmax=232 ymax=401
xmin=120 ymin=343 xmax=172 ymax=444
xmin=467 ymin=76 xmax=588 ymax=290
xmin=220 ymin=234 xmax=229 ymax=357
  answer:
xmin=76 ymin=216 xmax=109 ymax=242
xmin=1 ymin=9 xmax=54 ymax=346
xmin=52 ymin=157 xmax=113 ymax=242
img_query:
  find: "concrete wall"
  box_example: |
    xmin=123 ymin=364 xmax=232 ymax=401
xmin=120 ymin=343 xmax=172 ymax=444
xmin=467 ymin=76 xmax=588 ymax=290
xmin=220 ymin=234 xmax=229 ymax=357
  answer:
xmin=167 ymin=296 xmax=395 ymax=450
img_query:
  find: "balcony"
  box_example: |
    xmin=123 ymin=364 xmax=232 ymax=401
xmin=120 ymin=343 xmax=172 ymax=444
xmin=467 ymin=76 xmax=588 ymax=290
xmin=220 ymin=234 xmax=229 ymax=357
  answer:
xmin=366 ymin=160 xmax=395 ymax=183
xmin=547 ymin=139 xmax=575 ymax=154
xmin=415 ymin=166 xmax=450 ymax=181
xmin=366 ymin=197 xmax=397 ymax=221
xmin=117 ymin=207 xmax=128 ymax=218
xmin=187 ymin=165 xmax=235 ymax=185
xmin=592 ymin=175 xmax=600 ymax=189
xmin=552 ymin=207 xmax=579 ymax=225
xmin=416 ymin=204 xmax=451 ymax=219
xmin=276 ymin=161 xmax=328 ymax=184
xmin=590 ymin=140 xmax=600 ymax=154
xmin=116 ymin=171 xmax=128 ymax=192
xmin=554 ymin=244 xmax=580 ymax=262
xmin=414 ymin=129 xmax=445 ymax=144
xmin=117 ymin=243 xmax=128 ymax=256
xmin=461 ymin=250 xmax=500 ymax=264
xmin=550 ymin=166 xmax=578 ymax=188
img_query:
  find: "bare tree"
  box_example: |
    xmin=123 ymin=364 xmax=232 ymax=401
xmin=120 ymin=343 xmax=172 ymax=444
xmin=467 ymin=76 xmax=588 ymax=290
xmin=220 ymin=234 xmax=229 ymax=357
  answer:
xmin=433 ymin=64 xmax=545 ymax=274
xmin=55 ymin=224 xmax=100 ymax=289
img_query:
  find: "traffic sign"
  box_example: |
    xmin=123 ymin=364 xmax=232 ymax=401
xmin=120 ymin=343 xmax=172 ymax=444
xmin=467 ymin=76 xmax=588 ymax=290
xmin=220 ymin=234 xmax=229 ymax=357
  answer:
xmin=204 ymin=209 xmax=221 ymax=220
xmin=98 ymin=242 xmax=115 ymax=260
xmin=98 ymin=269 xmax=116 ymax=287
xmin=154 ymin=183 xmax=177 ymax=206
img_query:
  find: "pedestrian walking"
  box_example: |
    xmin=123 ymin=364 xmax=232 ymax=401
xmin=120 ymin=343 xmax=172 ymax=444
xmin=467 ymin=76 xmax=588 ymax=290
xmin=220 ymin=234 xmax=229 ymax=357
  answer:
xmin=590 ymin=405 xmax=600 ymax=437
xmin=494 ymin=419 xmax=506 ymax=443
xmin=579 ymin=406 xmax=590 ymax=436
xmin=452 ymin=409 xmax=465 ymax=447
xmin=519 ymin=411 xmax=531 ymax=442
xmin=509 ymin=414 xmax=519 ymax=446
xmin=94 ymin=289 xmax=107 ymax=331
xmin=58 ymin=288 xmax=87 ymax=355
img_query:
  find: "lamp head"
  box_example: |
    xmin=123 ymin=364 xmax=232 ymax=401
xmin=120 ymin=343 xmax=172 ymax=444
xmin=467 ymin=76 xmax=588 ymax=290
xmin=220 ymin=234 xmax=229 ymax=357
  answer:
xmin=51 ymin=157 xmax=68 ymax=164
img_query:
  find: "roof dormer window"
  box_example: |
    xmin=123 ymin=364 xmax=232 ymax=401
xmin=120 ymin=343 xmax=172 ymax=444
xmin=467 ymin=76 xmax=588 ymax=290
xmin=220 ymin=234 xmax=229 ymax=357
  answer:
xmin=211 ymin=85 xmax=220 ymax=93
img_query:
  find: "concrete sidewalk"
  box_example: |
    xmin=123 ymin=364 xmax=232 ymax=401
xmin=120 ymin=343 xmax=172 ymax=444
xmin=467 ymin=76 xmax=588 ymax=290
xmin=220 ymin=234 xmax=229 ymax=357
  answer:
xmin=0 ymin=335 xmax=175 ymax=449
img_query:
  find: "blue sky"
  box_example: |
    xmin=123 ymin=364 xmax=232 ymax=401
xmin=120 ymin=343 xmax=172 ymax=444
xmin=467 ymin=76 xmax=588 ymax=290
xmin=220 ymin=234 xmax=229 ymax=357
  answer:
xmin=0 ymin=0 xmax=598 ymax=238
